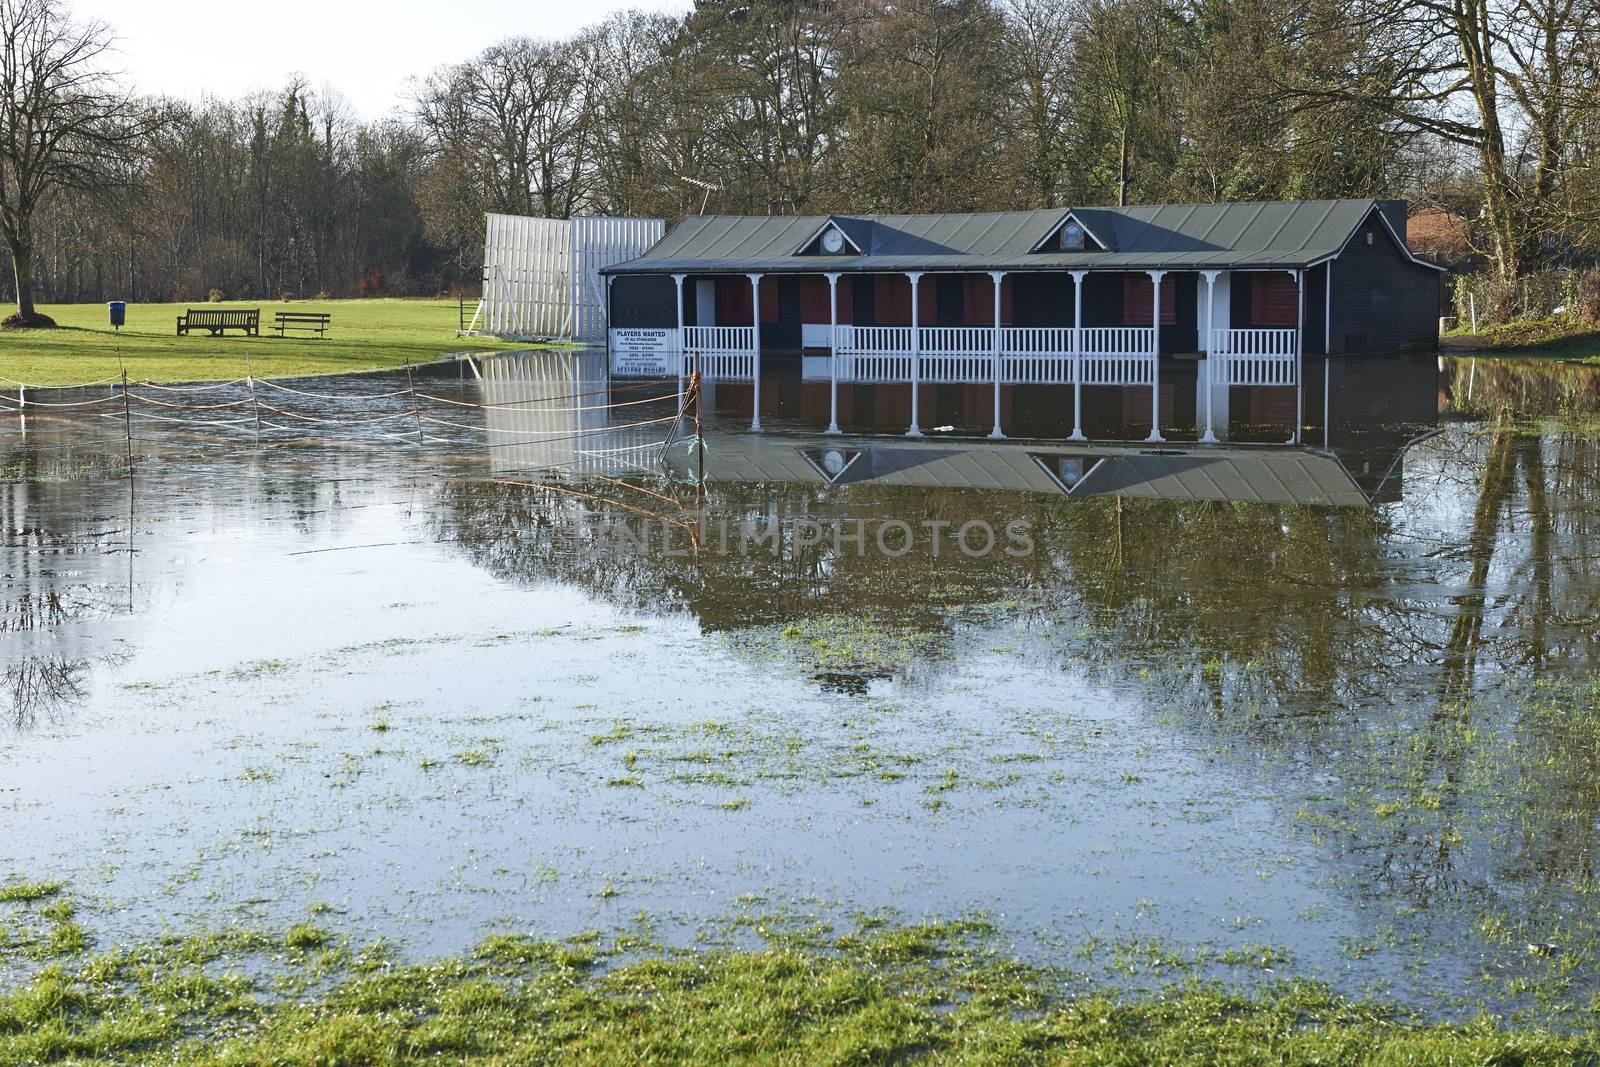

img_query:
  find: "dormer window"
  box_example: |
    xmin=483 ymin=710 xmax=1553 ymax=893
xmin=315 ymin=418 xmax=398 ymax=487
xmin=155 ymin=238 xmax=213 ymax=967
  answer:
xmin=795 ymin=219 xmax=863 ymax=256
xmin=1033 ymin=211 xmax=1106 ymax=253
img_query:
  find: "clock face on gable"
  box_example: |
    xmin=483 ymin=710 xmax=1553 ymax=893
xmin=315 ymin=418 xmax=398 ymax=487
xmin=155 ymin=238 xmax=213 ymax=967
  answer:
xmin=821 ymin=229 xmax=846 ymax=254
xmin=1060 ymin=221 xmax=1085 ymax=250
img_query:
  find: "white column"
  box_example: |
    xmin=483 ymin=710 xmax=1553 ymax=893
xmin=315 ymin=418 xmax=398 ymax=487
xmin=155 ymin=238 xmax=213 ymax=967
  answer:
xmin=672 ymin=273 xmax=686 ymax=430
xmin=1069 ymin=271 xmax=1086 ymax=441
xmin=1292 ymin=268 xmax=1303 ymax=445
xmin=1200 ymin=269 xmax=1219 ymax=444
xmin=1145 ymin=270 xmax=1165 ymax=443
xmin=1324 ymin=263 xmax=1332 ymax=353
xmin=906 ymin=272 xmax=923 ymax=437
xmin=748 ymin=273 xmax=763 ymax=432
xmin=989 ymin=271 xmax=1005 ymax=439
xmin=826 ymin=272 xmax=841 ymax=435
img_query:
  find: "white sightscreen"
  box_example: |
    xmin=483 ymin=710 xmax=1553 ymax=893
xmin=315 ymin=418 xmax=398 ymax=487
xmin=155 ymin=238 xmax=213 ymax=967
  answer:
xmin=480 ymin=214 xmax=664 ymax=342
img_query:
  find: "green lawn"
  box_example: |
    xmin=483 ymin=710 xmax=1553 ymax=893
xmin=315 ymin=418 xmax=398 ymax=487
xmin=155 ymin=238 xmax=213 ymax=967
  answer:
xmin=0 ymin=299 xmax=542 ymax=386
xmin=1441 ymin=317 xmax=1600 ymax=361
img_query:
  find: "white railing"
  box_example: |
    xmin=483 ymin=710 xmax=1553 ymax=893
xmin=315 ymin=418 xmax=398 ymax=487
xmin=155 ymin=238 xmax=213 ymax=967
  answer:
xmin=1210 ymin=329 xmax=1297 ymax=386
xmin=1001 ymin=328 xmax=1077 ymax=385
xmin=681 ymin=325 xmax=755 ymax=381
xmin=1079 ymin=328 xmax=1157 ymax=386
xmin=918 ymin=326 xmax=997 ymax=384
xmin=1080 ymin=327 xmax=1157 ymax=356
xmin=823 ymin=324 xmax=1166 ymax=386
xmin=834 ymin=326 xmax=912 ymax=383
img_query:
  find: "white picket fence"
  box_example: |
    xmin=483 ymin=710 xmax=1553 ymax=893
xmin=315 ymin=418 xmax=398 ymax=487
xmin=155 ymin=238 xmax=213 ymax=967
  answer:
xmin=680 ymin=326 xmax=756 ymax=381
xmin=660 ymin=324 xmax=1294 ymax=389
xmin=1209 ymin=329 xmax=1298 ymax=385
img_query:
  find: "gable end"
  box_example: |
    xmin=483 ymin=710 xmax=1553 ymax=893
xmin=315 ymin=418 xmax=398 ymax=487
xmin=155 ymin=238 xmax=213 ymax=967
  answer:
xmin=794 ymin=219 xmax=864 ymax=257
xmin=1032 ymin=211 xmax=1109 ymax=253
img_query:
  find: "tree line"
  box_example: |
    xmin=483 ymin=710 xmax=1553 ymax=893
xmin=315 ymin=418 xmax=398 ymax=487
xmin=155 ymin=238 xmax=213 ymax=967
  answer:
xmin=2 ymin=0 xmax=1597 ymax=322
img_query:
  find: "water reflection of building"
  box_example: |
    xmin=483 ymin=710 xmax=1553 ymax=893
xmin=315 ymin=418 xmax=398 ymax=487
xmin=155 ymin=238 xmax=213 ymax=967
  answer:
xmin=481 ymin=350 xmax=676 ymax=476
xmin=663 ymin=355 xmax=1441 ymax=507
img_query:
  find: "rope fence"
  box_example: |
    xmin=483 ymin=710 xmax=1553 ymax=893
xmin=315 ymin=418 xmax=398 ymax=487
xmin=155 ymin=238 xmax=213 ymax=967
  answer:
xmin=1 ymin=362 xmax=709 ymax=532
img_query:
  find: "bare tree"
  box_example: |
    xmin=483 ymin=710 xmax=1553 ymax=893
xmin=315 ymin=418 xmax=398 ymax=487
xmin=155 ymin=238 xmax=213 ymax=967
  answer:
xmin=0 ymin=0 xmax=149 ymax=325
xmin=1277 ymin=0 xmax=1600 ymax=279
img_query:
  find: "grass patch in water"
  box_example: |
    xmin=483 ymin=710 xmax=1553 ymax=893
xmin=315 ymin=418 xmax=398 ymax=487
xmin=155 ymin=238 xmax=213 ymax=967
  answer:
xmin=0 ymin=882 xmax=61 ymax=904
xmin=0 ymin=909 xmax=1590 ymax=1065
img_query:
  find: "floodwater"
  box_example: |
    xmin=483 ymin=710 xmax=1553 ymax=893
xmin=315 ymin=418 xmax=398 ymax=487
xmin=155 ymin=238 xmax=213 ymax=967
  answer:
xmin=3 ymin=353 xmax=1600 ymax=1024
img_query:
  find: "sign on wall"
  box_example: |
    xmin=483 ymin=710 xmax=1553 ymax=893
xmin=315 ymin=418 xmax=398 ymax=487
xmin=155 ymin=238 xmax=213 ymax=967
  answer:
xmin=609 ymin=328 xmax=677 ymax=377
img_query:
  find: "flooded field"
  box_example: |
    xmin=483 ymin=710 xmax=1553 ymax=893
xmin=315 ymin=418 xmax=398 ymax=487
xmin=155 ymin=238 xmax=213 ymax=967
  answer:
xmin=4 ymin=354 xmax=1600 ymax=1028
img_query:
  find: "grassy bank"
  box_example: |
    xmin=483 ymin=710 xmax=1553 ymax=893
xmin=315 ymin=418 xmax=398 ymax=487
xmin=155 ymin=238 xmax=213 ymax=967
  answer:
xmin=1442 ymin=317 xmax=1600 ymax=360
xmin=0 ymin=299 xmax=540 ymax=386
xmin=0 ymin=888 xmax=1589 ymax=1065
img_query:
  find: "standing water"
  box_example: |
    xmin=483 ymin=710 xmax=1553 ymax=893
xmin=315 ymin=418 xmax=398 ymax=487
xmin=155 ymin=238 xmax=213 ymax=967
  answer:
xmin=2 ymin=353 xmax=1599 ymax=1026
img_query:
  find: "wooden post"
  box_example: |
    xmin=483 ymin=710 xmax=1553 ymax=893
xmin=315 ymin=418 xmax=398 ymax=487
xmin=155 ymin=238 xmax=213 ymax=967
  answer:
xmin=405 ymin=358 xmax=423 ymax=445
xmin=119 ymin=366 xmax=133 ymax=475
xmin=748 ymin=273 xmax=762 ymax=432
xmin=826 ymin=272 xmax=841 ymax=434
xmin=672 ymin=273 xmax=687 ymax=436
xmin=1069 ymin=271 xmax=1086 ymax=442
xmin=906 ymin=272 xmax=923 ymax=437
xmin=989 ymin=271 xmax=1005 ymax=439
xmin=1145 ymin=270 xmax=1165 ymax=444
xmin=694 ymin=353 xmax=704 ymax=485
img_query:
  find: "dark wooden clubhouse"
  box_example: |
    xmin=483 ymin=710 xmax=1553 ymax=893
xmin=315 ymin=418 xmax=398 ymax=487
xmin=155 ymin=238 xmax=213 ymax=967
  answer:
xmin=600 ymin=198 xmax=1444 ymax=443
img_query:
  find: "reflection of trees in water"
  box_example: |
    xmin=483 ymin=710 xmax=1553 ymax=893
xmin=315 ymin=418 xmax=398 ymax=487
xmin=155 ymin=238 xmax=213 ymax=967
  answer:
xmin=1034 ymin=498 xmax=1392 ymax=709
xmin=1444 ymin=357 xmax=1600 ymax=421
xmin=1436 ymin=427 xmax=1600 ymax=697
xmin=431 ymin=476 xmax=1401 ymax=703
xmin=432 ymin=414 xmax=1600 ymax=924
xmin=430 ymin=479 xmax=1064 ymax=685
xmin=5 ymin=655 xmax=92 ymax=731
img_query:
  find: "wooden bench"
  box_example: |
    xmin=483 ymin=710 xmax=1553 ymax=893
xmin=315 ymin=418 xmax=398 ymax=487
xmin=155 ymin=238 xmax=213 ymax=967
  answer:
xmin=273 ymin=311 xmax=331 ymax=338
xmin=176 ymin=308 xmax=260 ymax=337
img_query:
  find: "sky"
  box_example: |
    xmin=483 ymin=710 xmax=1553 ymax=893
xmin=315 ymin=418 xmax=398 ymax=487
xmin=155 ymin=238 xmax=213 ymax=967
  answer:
xmin=74 ymin=0 xmax=694 ymax=120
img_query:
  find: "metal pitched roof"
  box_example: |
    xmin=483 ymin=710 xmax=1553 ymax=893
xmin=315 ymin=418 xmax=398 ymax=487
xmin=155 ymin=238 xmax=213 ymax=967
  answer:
xmin=605 ymin=199 xmax=1420 ymax=275
xmin=663 ymin=437 xmax=1373 ymax=507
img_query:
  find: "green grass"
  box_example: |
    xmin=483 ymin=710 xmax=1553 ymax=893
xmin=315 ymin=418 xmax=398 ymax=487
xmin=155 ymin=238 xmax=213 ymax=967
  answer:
xmin=0 ymin=881 xmax=62 ymax=904
xmin=1442 ymin=316 xmax=1600 ymax=360
xmin=0 ymin=912 xmax=1589 ymax=1065
xmin=0 ymin=299 xmax=542 ymax=385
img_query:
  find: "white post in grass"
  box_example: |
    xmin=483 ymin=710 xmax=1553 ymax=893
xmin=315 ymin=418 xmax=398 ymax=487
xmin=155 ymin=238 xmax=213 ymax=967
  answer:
xmin=826 ymin=272 xmax=841 ymax=435
xmin=672 ymin=273 xmax=686 ymax=432
xmin=989 ymin=271 xmax=1005 ymax=438
xmin=906 ymin=272 xmax=923 ymax=437
xmin=1200 ymin=269 xmax=1219 ymax=444
xmin=1292 ymin=267 xmax=1303 ymax=445
xmin=748 ymin=273 xmax=763 ymax=432
xmin=1069 ymin=270 xmax=1087 ymax=441
xmin=1145 ymin=270 xmax=1165 ymax=444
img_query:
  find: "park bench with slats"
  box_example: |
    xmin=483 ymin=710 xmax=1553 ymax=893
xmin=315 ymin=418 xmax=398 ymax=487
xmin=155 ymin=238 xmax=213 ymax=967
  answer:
xmin=176 ymin=308 xmax=260 ymax=337
xmin=273 ymin=311 xmax=332 ymax=338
